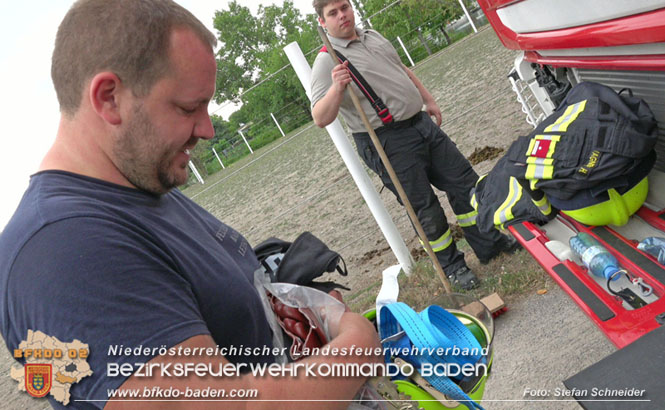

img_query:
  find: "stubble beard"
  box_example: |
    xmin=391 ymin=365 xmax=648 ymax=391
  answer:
xmin=113 ymin=103 xmax=186 ymax=195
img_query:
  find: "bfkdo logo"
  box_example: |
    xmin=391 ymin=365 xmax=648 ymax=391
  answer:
xmin=25 ymin=364 xmax=52 ymax=398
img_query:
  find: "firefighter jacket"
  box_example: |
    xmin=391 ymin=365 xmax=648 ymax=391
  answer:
xmin=504 ymin=81 xmax=658 ymax=201
xmin=472 ymin=81 xmax=657 ymax=231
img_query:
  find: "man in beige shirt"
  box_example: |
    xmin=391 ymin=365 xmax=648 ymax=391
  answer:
xmin=311 ymin=0 xmax=520 ymax=290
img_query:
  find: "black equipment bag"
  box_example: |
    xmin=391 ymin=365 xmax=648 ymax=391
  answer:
xmin=253 ymin=232 xmax=349 ymax=293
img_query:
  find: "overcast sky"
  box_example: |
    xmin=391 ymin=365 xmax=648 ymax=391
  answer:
xmin=0 ymin=0 xmax=317 ymax=230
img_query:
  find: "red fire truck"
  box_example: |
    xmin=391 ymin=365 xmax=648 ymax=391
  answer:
xmin=477 ymin=0 xmax=665 ymax=348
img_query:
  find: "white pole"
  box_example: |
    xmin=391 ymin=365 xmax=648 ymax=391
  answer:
xmin=212 ymin=147 xmax=225 ymax=169
xmin=270 ymin=112 xmax=286 ymax=137
xmin=458 ymin=0 xmax=478 ymax=33
xmin=284 ymin=41 xmax=414 ymax=274
xmin=238 ymin=129 xmax=254 ymax=154
xmin=188 ymin=161 xmax=204 ymax=184
xmin=396 ymin=36 xmax=415 ymax=67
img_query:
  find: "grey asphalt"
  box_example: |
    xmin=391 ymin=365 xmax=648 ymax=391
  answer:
xmin=482 ymin=285 xmax=617 ymax=410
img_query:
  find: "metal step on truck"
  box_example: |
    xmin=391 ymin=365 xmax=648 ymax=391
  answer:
xmin=476 ymin=0 xmax=665 ymax=348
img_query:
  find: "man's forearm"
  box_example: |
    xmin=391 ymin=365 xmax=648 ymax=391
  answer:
xmin=107 ymin=314 xmax=381 ymax=410
xmin=312 ymin=85 xmax=345 ymax=128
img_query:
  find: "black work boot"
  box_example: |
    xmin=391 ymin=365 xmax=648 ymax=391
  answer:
xmin=478 ymin=234 xmax=522 ymax=265
xmin=447 ymin=265 xmax=479 ymax=290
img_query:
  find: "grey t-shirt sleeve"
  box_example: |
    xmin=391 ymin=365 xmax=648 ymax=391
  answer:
xmin=310 ymin=52 xmax=336 ymax=109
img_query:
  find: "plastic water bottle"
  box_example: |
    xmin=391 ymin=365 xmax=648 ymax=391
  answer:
xmin=569 ymin=233 xmax=622 ymax=281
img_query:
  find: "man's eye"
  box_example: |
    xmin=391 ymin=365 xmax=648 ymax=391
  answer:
xmin=179 ymin=106 xmax=197 ymax=114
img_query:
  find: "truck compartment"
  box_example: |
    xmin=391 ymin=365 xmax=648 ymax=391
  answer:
xmin=508 ymin=169 xmax=665 ymax=348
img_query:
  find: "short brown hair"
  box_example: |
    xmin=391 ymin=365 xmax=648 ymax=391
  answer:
xmin=313 ymin=0 xmax=351 ymax=19
xmin=52 ymin=0 xmax=217 ymax=116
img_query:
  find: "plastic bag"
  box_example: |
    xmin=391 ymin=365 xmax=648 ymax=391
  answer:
xmin=254 ymin=269 xmax=393 ymax=409
xmin=637 ymin=236 xmax=665 ymax=265
xmin=253 ymin=269 xmax=346 ymax=363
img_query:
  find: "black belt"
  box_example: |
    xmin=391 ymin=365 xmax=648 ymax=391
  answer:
xmin=352 ymin=112 xmax=424 ymax=139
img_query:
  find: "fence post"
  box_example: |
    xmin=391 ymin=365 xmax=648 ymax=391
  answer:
xmin=238 ymin=128 xmax=254 ymax=154
xmin=284 ymin=41 xmax=415 ymax=275
xmin=458 ymin=0 xmax=478 ymax=33
xmin=212 ymin=147 xmax=225 ymax=169
xmin=270 ymin=112 xmax=286 ymax=137
xmin=397 ymin=36 xmax=415 ymax=67
xmin=188 ymin=161 xmax=204 ymax=184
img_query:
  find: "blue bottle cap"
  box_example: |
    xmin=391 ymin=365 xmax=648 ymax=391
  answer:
xmin=604 ymin=266 xmax=622 ymax=281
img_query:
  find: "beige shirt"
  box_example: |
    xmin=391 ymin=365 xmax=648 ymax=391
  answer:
xmin=311 ymin=29 xmax=424 ymax=133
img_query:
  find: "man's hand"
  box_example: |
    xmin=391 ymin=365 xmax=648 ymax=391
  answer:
xmin=425 ymin=99 xmax=442 ymax=126
xmin=331 ymin=60 xmax=352 ymax=94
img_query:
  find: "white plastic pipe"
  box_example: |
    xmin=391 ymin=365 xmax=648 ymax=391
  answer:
xmin=188 ymin=161 xmax=204 ymax=184
xmin=212 ymin=147 xmax=225 ymax=169
xmin=396 ymin=36 xmax=415 ymax=67
xmin=271 ymin=112 xmax=286 ymax=137
xmin=458 ymin=0 xmax=478 ymax=33
xmin=284 ymin=41 xmax=414 ymax=274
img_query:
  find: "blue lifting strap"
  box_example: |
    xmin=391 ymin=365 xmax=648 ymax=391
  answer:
xmin=379 ymin=302 xmax=485 ymax=410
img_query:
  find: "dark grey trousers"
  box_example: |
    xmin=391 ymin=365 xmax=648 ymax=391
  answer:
xmin=353 ymin=112 xmax=502 ymax=273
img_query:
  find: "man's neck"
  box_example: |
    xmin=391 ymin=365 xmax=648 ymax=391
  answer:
xmin=40 ymin=116 xmax=135 ymax=190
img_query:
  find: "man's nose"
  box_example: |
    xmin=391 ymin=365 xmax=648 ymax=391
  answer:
xmin=195 ymin=112 xmax=215 ymax=140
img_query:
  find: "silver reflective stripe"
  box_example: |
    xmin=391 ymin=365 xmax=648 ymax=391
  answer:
xmin=545 ymin=100 xmax=587 ymax=132
xmin=457 ymin=210 xmax=478 ymax=227
xmin=533 ymin=197 xmax=552 ymax=215
xmin=427 ymin=230 xmax=453 ymax=252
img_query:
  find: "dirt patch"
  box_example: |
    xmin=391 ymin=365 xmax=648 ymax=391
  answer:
xmin=357 ymin=245 xmax=392 ymax=265
xmin=410 ymin=247 xmax=427 ymax=260
xmin=467 ymin=145 xmax=505 ymax=165
xmin=450 ymin=223 xmax=464 ymax=241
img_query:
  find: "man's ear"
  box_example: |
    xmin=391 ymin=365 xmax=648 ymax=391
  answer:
xmin=89 ymin=72 xmax=124 ymax=125
xmin=318 ymin=16 xmax=326 ymax=29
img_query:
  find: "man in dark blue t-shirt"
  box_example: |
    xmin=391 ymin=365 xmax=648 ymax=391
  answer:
xmin=0 ymin=1 xmax=381 ymax=409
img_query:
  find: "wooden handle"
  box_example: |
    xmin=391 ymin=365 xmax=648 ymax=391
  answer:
xmin=317 ymin=26 xmax=452 ymax=294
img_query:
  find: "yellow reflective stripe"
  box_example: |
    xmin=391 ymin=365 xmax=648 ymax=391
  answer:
xmin=525 ymin=157 xmax=554 ymax=165
xmin=526 ymin=164 xmax=554 ymax=180
xmin=530 ymin=179 xmax=538 ymax=190
xmin=470 ymin=174 xmax=486 ymax=211
xmin=532 ymin=196 xmax=552 ymax=216
xmin=493 ymin=177 xmax=523 ymax=227
xmin=544 ymin=100 xmax=587 ymax=132
xmin=456 ymin=210 xmax=478 ymax=227
xmin=426 ymin=230 xmax=453 ymax=252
